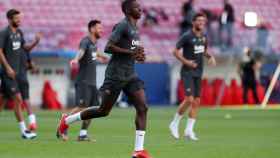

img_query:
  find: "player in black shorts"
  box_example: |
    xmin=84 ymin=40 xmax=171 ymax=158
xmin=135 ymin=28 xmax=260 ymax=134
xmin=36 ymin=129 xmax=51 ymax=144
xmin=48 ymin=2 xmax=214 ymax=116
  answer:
xmin=57 ymin=1 xmax=151 ymax=157
xmin=69 ymin=20 xmax=107 ymax=141
xmin=0 ymin=9 xmax=41 ymax=139
xmin=169 ymin=13 xmax=216 ymax=141
xmin=0 ymin=50 xmax=39 ymax=131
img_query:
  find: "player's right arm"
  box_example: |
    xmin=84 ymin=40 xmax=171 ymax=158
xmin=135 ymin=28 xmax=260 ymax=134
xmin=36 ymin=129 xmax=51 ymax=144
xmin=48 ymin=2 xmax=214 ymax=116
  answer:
xmin=0 ymin=30 xmax=16 ymax=79
xmin=70 ymin=38 xmax=88 ymax=68
xmin=174 ymin=33 xmax=197 ymax=68
xmin=173 ymin=48 xmax=197 ymax=68
xmin=105 ymin=23 xmax=132 ymax=55
xmin=70 ymin=49 xmax=85 ymax=68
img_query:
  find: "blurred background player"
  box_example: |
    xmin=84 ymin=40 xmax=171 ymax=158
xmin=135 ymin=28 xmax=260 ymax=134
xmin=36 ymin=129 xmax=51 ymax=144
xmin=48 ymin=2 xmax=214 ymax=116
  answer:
xmin=169 ymin=13 xmax=216 ymax=141
xmin=0 ymin=9 xmax=40 ymax=139
xmin=57 ymin=0 xmax=151 ymax=157
xmin=69 ymin=20 xmax=107 ymax=141
xmin=238 ymin=48 xmax=262 ymax=104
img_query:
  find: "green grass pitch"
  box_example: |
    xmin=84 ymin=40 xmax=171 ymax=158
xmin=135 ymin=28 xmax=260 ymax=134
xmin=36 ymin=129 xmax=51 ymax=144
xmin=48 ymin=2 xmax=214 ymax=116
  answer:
xmin=0 ymin=107 xmax=280 ymax=158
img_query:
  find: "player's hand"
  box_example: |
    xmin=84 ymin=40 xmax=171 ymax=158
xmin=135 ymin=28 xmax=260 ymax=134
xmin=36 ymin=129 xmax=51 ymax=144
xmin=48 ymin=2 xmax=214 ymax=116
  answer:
xmin=35 ymin=32 xmax=42 ymax=42
xmin=132 ymin=46 xmax=146 ymax=63
xmin=208 ymin=56 xmax=216 ymax=66
xmin=98 ymin=56 xmax=109 ymax=64
xmin=27 ymin=61 xmax=37 ymax=71
xmin=187 ymin=60 xmax=198 ymax=69
xmin=6 ymin=67 xmax=16 ymax=79
xmin=70 ymin=59 xmax=79 ymax=68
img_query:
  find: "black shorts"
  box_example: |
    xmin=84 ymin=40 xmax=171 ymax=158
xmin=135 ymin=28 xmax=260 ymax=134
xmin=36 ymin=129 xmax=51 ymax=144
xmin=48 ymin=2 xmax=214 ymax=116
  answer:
xmin=181 ymin=73 xmax=202 ymax=97
xmin=100 ymin=77 xmax=144 ymax=103
xmin=1 ymin=75 xmax=20 ymax=99
xmin=75 ymin=83 xmax=99 ymax=107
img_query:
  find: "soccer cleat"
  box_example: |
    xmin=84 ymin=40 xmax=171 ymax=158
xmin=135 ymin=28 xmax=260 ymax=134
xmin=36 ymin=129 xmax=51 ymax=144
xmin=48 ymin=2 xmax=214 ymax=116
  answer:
xmin=132 ymin=150 xmax=152 ymax=158
xmin=22 ymin=130 xmax=37 ymax=140
xmin=169 ymin=121 xmax=179 ymax=139
xmin=77 ymin=135 xmax=95 ymax=142
xmin=184 ymin=131 xmax=199 ymax=141
xmin=56 ymin=114 xmax=69 ymax=141
xmin=29 ymin=123 xmax=37 ymax=131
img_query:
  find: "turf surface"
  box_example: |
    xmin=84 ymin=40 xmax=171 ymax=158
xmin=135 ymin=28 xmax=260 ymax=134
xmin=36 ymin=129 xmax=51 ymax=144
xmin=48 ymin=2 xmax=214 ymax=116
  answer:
xmin=0 ymin=107 xmax=279 ymax=158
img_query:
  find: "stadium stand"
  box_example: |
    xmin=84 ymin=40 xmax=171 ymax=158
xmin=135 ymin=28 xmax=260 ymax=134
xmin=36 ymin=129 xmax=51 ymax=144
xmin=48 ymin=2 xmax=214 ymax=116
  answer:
xmin=0 ymin=0 xmax=279 ymax=61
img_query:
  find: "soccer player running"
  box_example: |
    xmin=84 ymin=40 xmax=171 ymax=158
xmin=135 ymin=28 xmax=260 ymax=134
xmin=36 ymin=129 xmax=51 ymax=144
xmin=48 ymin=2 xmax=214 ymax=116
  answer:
xmin=0 ymin=9 xmax=41 ymax=139
xmin=69 ymin=20 xmax=107 ymax=141
xmin=57 ymin=0 xmax=151 ymax=157
xmin=169 ymin=13 xmax=216 ymax=141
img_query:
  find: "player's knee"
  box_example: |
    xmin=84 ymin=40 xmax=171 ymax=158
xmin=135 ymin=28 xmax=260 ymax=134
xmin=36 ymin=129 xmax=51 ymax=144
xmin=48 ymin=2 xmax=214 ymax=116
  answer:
xmin=137 ymin=104 xmax=148 ymax=114
xmin=184 ymin=96 xmax=194 ymax=105
xmin=102 ymin=110 xmax=110 ymax=117
xmin=98 ymin=108 xmax=110 ymax=117
xmin=14 ymin=94 xmax=23 ymax=104
xmin=192 ymin=99 xmax=200 ymax=108
xmin=194 ymin=99 xmax=200 ymax=105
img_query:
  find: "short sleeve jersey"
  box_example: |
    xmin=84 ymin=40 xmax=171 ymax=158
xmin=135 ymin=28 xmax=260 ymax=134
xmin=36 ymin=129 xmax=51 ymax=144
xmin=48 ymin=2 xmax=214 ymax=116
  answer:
xmin=76 ymin=36 xmax=97 ymax=85
xmin=105 ymin=18 xmax=141 ymax=81
xmin=176 ymin=30 xmax=207 ymax=77
xmin=0 ymin=26 xmax=26 ymax=74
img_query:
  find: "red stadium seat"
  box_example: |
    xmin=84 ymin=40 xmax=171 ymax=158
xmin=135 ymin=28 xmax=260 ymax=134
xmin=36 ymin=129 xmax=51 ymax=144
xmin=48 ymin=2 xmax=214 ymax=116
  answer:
xmin=201 ymin=78 xmax=215 ymax=106
xmin=221 ymin=85 xmax=233 ymax=106
xmin=230 ymin=79 xmax=243 ymax=105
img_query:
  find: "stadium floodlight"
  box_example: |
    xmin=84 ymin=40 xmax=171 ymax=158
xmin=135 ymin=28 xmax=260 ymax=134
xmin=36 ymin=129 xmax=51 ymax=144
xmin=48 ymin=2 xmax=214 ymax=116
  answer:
xmin=261 ymin=63 xmax=280 ymax=108
xmin=244 ymin=11 xmax=258 ymax=27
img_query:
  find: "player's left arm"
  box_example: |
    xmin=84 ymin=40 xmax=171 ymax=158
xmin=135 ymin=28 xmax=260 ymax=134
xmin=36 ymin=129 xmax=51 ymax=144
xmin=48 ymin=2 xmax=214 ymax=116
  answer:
xmin=203 ymin=40 xmax=216 ymax=66
xmin=23 ymin=32 xmax=42 ymax=52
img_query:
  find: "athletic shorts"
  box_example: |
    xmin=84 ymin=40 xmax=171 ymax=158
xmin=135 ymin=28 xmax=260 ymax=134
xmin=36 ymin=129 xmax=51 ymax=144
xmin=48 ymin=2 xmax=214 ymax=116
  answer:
xmin=181 ymin=72 xmax=202 ymax=97
xmin=75 ymin=83 xmax=99 ymax=107
xmin=99 ymin=77 xmax=145 ymax=102
xmin=1 ymin=75 xmax=20 ymax=99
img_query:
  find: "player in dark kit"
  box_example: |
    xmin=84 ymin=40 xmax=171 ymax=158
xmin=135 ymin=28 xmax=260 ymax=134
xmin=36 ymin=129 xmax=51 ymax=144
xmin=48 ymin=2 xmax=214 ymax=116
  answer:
xmin=169 ymin=13 xmax=216 ymax=141
xmin=0 ymin=50 xmax=39 ymax=131
xmin=69 ymin=20 xmax=107 ymax=141
xmin=0 ymin=9 xmax=41 ymax=139
xmin=57 ymin=0 xmax=151 ymax=157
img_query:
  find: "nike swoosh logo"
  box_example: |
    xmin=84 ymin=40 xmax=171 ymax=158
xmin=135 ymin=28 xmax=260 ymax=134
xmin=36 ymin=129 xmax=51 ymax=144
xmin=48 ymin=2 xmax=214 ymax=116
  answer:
xmin=131 ymin=47 xmax=136 ymax=50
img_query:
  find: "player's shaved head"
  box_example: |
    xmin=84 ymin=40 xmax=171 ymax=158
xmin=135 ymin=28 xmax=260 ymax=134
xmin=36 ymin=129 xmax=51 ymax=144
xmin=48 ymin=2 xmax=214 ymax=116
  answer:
xmin=121 ymin=0 xmax=136 ymax=15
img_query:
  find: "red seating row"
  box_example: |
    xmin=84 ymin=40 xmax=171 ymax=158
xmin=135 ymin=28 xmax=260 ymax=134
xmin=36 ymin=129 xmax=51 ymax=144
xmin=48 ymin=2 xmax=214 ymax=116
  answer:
xmin=0 ymin=0 xmax=279 ymax=60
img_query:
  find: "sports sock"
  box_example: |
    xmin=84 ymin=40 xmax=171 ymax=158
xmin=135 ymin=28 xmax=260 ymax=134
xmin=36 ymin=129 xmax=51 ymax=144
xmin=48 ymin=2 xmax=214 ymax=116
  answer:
xmin=79 ymin=130 xmax=87 ymax=136
xmin=186 ymin=118 xmax=196 ymax=133
xmin=134 ymin=130 xmax=145 ymax=151
xmin=28 ymin=114 xmax=36 ymax=124
xmin=19 ymin=121 xmax=27 ymax=134
xmin=172 ymin=112 xmax=183 ymax=125
xmin=65 ymin=112 xmax=81 ymax=125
